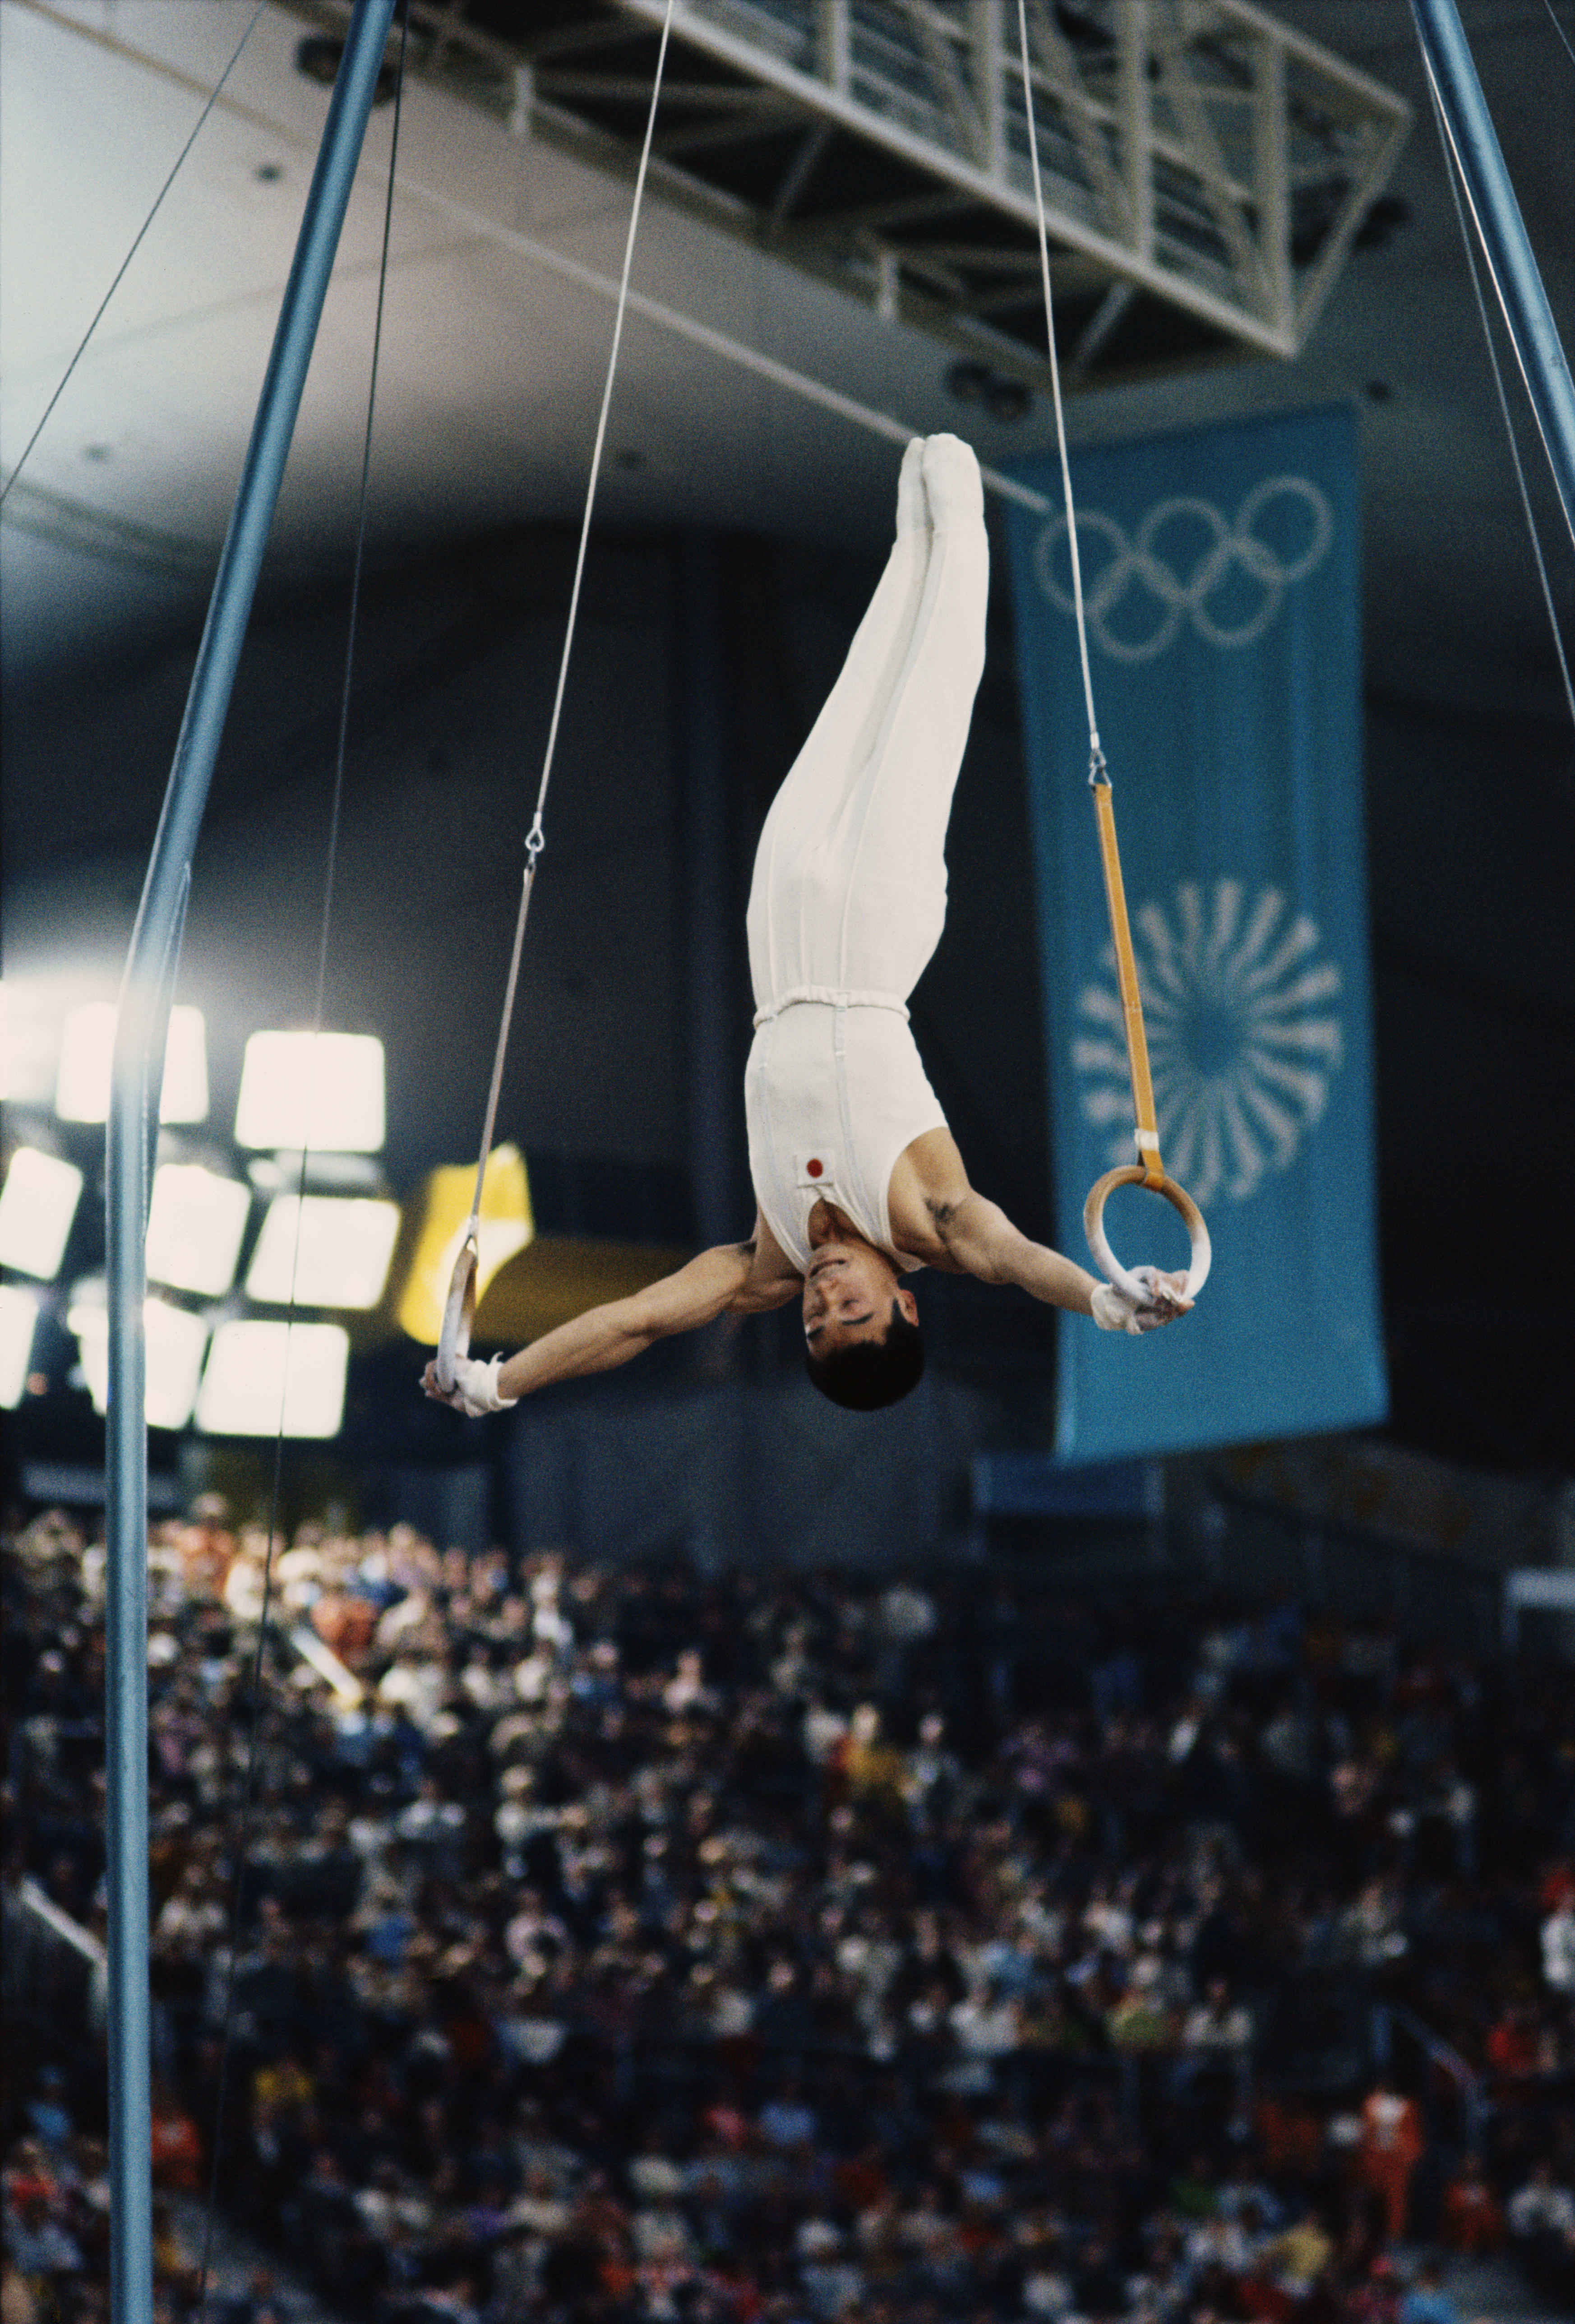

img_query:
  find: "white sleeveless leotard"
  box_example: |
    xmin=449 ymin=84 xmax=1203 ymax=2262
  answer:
xmin=744 ymin=995 xmax=948 ymax=1276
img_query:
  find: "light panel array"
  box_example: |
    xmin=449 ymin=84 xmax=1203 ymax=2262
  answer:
xmin=235 ymin=1032 xmax=385 ymax=1153
xmin=196 ymin=1320 xmax=349 ymax=1437
xmin=8 ymin=1006 xmax=399 ymax=1442
xmin=0 ymin=1148 xmax=84 ymax=1280
xmin=246 ymin=1194 xmax=400 ymax=1309
xmin=55 ymin=1002 xmax=209 ymax=1125
xmin=144 ymin=1164 xmax=251 ymax=1298
xmin=68 ymin=1295 xmax=209 ymax=1430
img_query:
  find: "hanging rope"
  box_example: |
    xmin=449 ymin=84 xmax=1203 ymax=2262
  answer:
xmin=0 ymin=0 xmax=268 ymax=511
xmin=436 ymin=0 xmax=677 ymax=1390
xmin=194 ymin=14 xmax=411 ymax=2313
xmin=1015 ymin=1 xmax=1210 ymax=1300
xmin=1016 ymin=6 xmax=1103 ymax=784
xmin=1422 ymin=52 xmax=1575 ymax=744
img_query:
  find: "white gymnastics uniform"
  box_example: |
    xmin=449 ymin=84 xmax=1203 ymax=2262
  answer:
xmin=744 ymin=434 xmax=989 ymax=1276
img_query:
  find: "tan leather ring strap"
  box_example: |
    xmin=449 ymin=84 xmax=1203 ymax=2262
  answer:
xmin=1091 ymin=781 xmax=1164 ymax=1189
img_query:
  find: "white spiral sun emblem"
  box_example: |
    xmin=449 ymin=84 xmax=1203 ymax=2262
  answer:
xmin=1072 ymin=880 xmax=1344 ymax=1206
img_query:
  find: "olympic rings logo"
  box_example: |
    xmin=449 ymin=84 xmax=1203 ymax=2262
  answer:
xmin=1033 ymin=476 xmax=1335 ymax=662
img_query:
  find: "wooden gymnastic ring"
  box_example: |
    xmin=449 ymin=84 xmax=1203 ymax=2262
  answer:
xmin=1084 ymin=1165 xmax=1211 ymax=1306
xmin=434 ymin=1234 xmax=479 ymax=1395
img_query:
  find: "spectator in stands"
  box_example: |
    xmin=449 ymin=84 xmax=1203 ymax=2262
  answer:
xmin=1441 ymin=2158 xmax=1501 ymax=2255
xmin=1357 ymin=2080 xmax=1424 ymax=2243
xmin=1506 ymin=2159 xmax=1575 ymax=2241
xmin=1540 ymin=1890 xmax=1575 ymax=1994
xmin=1396 ymin=2258 xmax=1464 ymax=2324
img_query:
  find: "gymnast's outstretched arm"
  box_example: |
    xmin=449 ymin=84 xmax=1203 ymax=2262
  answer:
xmin=421 ymin=1226 xmax=798 ymax=1412
xmin=930 ymin=1192 xmax=1189 ymax=1332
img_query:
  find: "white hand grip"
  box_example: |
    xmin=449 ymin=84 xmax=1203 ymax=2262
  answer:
xmin=1084 ymin=1165 xmax=1211 ymax=1305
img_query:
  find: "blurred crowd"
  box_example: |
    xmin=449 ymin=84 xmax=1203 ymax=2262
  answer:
xmin=6 ymin=1499 xmax=1575 ymax=2324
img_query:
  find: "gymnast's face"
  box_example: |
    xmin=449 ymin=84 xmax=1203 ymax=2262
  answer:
xmin=802 ymin=1242 xmax=917 ymax=1355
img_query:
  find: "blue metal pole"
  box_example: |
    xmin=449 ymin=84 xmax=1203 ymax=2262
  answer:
xmin=1410 ymin=0 xmax=1575 ymax=553
xmin=102 ymin=9 xmax=395 ymax=2323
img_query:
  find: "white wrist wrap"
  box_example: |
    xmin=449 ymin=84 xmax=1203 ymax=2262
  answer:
xmin=448 ymin=1354 xmax=517 ymax=1416
xmin=1091 ymin=1268 xmax=1178 ymax=1337
xmin=1090 ymin=1283 xmax=1139 ymax=1335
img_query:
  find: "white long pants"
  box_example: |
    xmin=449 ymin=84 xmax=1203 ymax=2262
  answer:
xmin=746 ymin=434 xmax=989 ymax=1014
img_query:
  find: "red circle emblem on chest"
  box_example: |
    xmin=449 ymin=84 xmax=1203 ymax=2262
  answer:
xmin=807 ymin=1157 xmax=824 ymax=1178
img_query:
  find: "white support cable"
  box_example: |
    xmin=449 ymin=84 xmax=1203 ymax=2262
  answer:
xmin=465 ymin=0 xmax=678 ymax=1230
xmin=0 ymin=0 xmax=268 ymax=508
xmin=1423 ymin=57 xmax=1575 ymax=745
xmin=1016 ymin=0 xmax=1104 ymax=778
xmin=525 ymin=0 xmax=676 ymax=865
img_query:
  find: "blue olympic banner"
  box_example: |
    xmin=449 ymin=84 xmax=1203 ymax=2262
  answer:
xmin=1004 ymin=406 xmax=1386 ymax=1461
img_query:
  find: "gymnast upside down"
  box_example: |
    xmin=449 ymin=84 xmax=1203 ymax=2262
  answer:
xmin=425 ymin=434 xmax=1189 ymax=1421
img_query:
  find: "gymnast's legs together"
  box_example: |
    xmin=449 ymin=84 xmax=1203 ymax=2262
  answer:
xmin=746 ymin=434 xmax=989 ymax=1016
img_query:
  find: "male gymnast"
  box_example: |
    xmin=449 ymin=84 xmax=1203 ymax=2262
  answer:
xmin=425 ymin=434 xmax=1188 ymax=1420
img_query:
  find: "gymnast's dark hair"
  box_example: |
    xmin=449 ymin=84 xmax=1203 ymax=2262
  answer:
xmin=804 ymin=1299 xmax=924 ymax=1412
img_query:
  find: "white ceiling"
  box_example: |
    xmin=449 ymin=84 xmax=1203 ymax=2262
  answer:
xmin=1 ymin=0 xmax=1573 ymax=723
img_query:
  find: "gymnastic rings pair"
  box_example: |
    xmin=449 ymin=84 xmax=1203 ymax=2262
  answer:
xmin=435 ymin=1168 xmax=1215 ymax=1377
xmin=438 ymin=1174 xmax=1210 ymax=1375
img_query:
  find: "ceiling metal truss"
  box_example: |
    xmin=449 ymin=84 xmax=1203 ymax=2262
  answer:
xmin=284 ymin=0 xmax=1411 ymax=392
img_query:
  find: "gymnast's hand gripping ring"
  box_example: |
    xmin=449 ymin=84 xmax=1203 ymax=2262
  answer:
xmin=434 ymin=1229 xmax=479 ymax=1396
xmin=1084 ymin=1165 xmax=1212 ymax=1308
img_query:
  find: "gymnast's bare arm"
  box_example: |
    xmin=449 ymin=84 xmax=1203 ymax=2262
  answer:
xmin=889 ymin=1130 xmax=1187 ymax=1323
xmin=421 ymin=1218 xmax=798 ymax=1407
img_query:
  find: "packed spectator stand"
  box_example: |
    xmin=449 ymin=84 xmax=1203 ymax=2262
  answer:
xmin=5 ymin=1502 xmax=1575 ymax=2324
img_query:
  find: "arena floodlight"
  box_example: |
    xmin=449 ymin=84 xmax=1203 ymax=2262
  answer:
xmin=0 ymin=983 xmax=18 ymax=1104
xmin=196 ymin=1318 xmax=349 ymax=1437
xmin=0 ymin=1147 xmax=84 ymax=1280
xmin=234 ymin=1031 xmax=385 ymax=1153
xmin=144 ymin=1164 xmax=251 ymax=1298
xmin=54 ymin=1003 xmax=115 ymax=1122
xmin=0 ymin=1284 xmax=41 ymax=1409
xmin=245 ymin=1193 xmax=401 ymax=1309
xmin=55 ymin=1002 xmax=209 ymax=1124
xmin=68 ymin=1295 xmax=208 ymax=1429
xmin=0 ymin=982 xmax=55 ymax=1106
xmin=160 ymin=1006 xmax=209 ymax=1123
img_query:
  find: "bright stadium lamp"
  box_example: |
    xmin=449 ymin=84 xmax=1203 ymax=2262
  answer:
xmin=67 ymin=1294 xmax=208 ymax=1429
xmin=235 ymin=1032 xmax=385 ymax=1152
xmin=197 ymin=1319 xmax=349 ymax=1438
xmin=160 ymin=1007 xmax=209 ymax=1122
xmin=0 ymin=1284 xmax=41 ymax=1408
xmin=0 ymin=982 xmax=54 ymax=1107
xmin=0 ymin=1148 xmax=83 ymax=1279
xmin=54 ymin=1004 xmax=115 ymax=1122
xmin=55 ymin=1002 xmax=209 ymax=1124
xmin=245 ymin=1193 xmax=401 ymax=1309
xmin=144 ymin=1164 xmax=251 ymax=1298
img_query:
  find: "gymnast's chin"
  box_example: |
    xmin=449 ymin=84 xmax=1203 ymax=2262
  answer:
xmin=801 ymin=1239 xmax=924 ymax=1412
